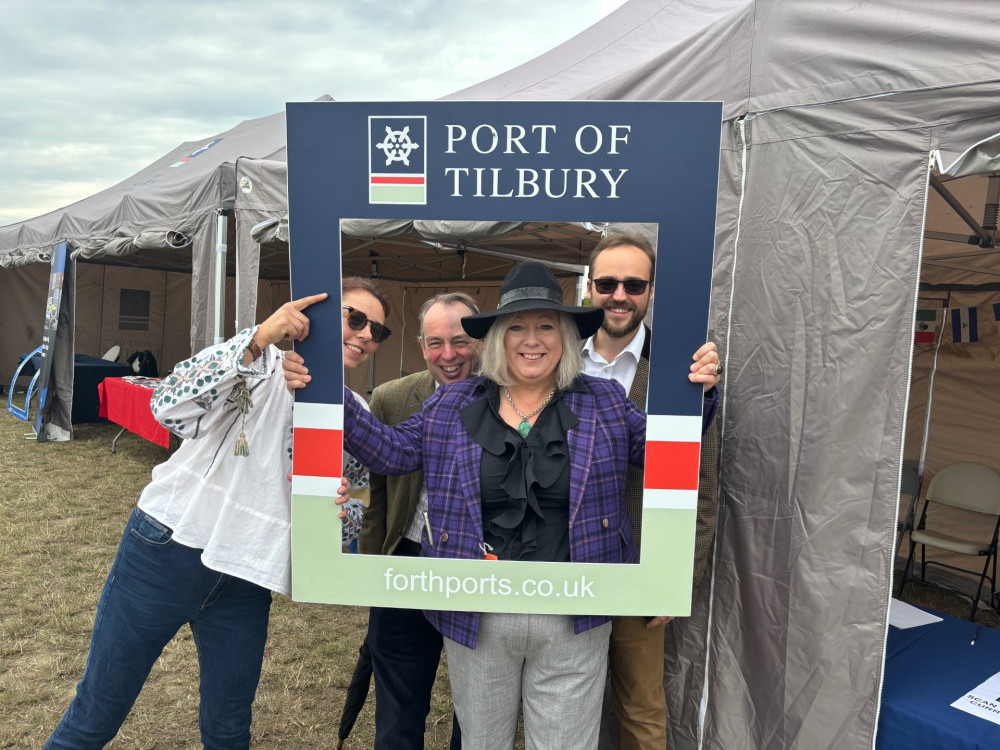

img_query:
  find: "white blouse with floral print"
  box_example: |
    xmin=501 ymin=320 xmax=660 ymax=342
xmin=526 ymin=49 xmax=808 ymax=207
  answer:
xmin=137 ymin=327 xmax=365 ymax=596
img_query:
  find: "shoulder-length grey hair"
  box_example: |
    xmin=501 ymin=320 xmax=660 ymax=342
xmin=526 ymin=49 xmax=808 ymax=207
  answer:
xmin=477 ymin=311 xmax=583 ymax=390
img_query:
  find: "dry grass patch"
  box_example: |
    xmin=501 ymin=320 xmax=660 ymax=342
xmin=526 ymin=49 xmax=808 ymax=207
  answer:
xmin=0 ymin=414 xmax=456 ymax=749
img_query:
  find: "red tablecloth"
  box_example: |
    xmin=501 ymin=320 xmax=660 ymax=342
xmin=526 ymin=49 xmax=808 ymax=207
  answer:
xmin=98 ymin=377 xmax=171 ymax=448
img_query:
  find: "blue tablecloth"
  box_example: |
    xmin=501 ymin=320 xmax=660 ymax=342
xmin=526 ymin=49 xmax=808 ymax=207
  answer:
xmin=878 ymin=607 xmax=1000 ymax=750
xmin=17 ymin=352 xmax=132 ymax=423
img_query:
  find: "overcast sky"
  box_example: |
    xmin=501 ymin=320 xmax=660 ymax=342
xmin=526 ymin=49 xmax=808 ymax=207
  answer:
xmin=0 ymin=0 xmax=626 ymax=226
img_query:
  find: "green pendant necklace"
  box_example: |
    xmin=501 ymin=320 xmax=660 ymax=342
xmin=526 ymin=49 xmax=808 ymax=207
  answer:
xmin=503 ymin=386 xmax=556 ymax=438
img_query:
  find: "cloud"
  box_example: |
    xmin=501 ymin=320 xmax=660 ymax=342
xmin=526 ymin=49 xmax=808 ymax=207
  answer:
xmin=0 ymin=0 xmax=625 ymax=225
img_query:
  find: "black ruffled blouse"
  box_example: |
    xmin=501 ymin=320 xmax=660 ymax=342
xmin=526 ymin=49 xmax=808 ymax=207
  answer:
xmin=459 ymin=381 xmax=582 ymax=562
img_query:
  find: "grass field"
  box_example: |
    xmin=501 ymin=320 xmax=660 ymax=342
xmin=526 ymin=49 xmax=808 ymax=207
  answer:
xmin=1 ymin=409 xmax=996 ymax=748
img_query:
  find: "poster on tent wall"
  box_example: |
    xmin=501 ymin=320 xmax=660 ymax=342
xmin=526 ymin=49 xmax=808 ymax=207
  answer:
xmin=286 ymin=100 xmax=722 ymax=617
xmin=32 ymin=241 xmax=68 ymax=440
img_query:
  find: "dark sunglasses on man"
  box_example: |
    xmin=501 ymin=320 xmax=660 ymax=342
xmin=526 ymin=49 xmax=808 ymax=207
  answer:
xmin=342 ymin=306 xmax=392 ymax=343
xmin=590 ymin=277 xmax=651 ymax=295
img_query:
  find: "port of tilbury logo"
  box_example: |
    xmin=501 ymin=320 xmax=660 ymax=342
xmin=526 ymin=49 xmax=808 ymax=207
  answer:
xmin=369 ymin=116 xmax=427 ymax=204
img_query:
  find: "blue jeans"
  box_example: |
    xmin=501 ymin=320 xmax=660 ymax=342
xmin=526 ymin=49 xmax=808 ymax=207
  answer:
xmin=368 ymin=604 xmax=461 ymax=750
xmin=45 ymin=508 xmax=272 ymax=749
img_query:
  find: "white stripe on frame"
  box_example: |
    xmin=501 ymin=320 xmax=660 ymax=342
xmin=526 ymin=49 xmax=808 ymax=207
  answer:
xmin=292 ymin=475 xmax=341 ymax=497
xmin=646 ymin=414 xmax=702 ymax=444
xmin=643 ymin=489 xmax=698 ymax=510
xmin=293 ymin=402 xmax=343 ymax=430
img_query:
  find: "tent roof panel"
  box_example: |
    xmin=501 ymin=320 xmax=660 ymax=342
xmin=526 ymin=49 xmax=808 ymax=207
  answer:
xmin=455 ymin=0 xmax=1000 ymax=126
xmin=0 ymin=101 xmax=306 ymax=260
xmin=446 ymin=0 xmax=750 ymax=103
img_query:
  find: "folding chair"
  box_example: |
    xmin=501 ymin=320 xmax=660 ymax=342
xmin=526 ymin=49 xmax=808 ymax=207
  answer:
xmin=895 ymin=460 xmax=922 ymax=557
xmin=897 ymin=462 xmax=1000 ymax=621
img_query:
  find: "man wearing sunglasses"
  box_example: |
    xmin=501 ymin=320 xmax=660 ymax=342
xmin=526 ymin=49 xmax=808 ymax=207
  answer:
xmin=583 ymin=233 xmax=721 ymax=750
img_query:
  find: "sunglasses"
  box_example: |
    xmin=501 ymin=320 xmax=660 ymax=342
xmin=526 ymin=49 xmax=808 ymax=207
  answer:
xmin=591 ymin=277 xmax=651 ymax=295
xmin=342 ymin=306 xmax=391 ymax=343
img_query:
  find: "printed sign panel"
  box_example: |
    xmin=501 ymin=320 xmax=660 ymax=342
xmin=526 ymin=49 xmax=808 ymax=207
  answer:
xmin=33 ymin=241 xmax=68 ymax=438
xmin=287 ymin=101 xmax=721 ymax=617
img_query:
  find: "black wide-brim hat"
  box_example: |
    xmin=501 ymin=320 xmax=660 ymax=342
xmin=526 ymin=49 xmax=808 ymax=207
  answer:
xmin=461 ymin=261 xmax=604 ymax=340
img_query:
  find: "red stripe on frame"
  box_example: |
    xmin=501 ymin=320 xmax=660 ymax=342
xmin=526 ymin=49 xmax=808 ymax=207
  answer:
xmin=293 ymin=428 xmax=342 ymax=478
xmin=643 ymin=441 xmax=701 ymax=491
xmin=370 ymin=176 xmax=425 ymax=185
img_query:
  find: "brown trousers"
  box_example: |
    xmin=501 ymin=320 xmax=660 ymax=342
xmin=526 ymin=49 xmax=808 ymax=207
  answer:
xmin=608 ymin=616 xmax=667 ymax=749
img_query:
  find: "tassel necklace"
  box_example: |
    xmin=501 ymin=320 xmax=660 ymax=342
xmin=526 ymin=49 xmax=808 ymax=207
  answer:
xmin=503 ymin=385 xmax=556 ymax=438
xmin=232 ymin=378 xmax=253 ymax=456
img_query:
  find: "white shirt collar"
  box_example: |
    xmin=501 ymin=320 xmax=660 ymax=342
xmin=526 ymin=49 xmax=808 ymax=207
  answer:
xmin=582 ymin=325 xmax=646 ymax=393
xmin=582 ymin=324 xmax=646 ymax=367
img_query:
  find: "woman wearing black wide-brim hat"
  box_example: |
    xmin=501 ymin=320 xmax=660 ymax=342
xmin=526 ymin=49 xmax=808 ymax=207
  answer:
xmin=460 ymin=260 xmax=605 ymax=340
xmin=334 ymin=260 xmax=645 ymax=747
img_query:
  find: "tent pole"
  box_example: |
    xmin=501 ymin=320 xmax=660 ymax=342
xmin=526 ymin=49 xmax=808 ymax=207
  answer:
xmin=897 ymin=304 xmax=946 ymax=557
xmin=214 ymin=210 xmax=229 ymax=344
xmin=916 ymin=314 xmax=944 ymax=481
xmin=234 ymin=213 xmax=241 ymax=335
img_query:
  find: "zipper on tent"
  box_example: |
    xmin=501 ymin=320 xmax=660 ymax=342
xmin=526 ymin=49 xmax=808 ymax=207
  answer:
xmin=696 ymin=114 xmax=750 ymax=750
xmin=871 ymin=150 xmax=936 ymax=750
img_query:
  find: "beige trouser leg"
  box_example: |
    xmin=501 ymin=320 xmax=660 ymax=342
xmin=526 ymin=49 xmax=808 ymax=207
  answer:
xmin=608 ymin=615 xmax=667 ymax=750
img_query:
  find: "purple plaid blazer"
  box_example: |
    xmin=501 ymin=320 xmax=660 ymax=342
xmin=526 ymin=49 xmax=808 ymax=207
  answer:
xmin=343 ymin=375 xmax=646 ymax=649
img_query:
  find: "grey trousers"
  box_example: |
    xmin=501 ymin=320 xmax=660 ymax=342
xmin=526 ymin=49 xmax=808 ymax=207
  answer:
xmin=444 ymin=613 xmax=612 ymax=750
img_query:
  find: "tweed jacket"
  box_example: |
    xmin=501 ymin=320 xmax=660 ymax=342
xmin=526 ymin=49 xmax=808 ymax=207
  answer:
xmin=343 ymin=374 xmax=646 ymax=649
xmin=358 ymin=370 xmax=436 ymax=556
xmin=587 ymin=324 xmax=720 ymax=592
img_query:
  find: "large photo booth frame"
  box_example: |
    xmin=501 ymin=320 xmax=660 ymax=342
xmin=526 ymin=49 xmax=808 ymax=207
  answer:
xmin=287 ymin=100 xmax=721 ymax=617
